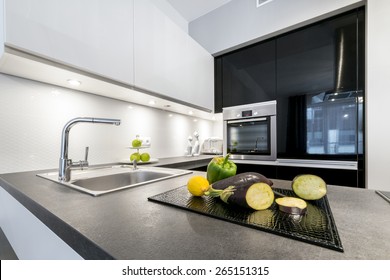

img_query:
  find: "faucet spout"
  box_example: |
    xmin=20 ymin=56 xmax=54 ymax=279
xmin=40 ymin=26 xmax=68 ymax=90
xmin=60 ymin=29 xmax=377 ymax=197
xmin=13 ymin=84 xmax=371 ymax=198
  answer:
xmin=59 ymin=117 xmax=121 ymax=182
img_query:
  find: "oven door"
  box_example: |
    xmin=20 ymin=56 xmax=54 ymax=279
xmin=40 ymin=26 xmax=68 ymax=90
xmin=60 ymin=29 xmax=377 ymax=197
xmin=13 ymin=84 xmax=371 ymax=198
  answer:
xmin=224 ymin=116 xmax=276 ymax=160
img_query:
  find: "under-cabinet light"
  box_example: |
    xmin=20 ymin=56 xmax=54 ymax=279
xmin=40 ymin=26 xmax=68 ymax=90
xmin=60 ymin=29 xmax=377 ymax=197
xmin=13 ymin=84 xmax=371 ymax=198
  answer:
xmin=67 ymin=79 xmax=81 ymax=86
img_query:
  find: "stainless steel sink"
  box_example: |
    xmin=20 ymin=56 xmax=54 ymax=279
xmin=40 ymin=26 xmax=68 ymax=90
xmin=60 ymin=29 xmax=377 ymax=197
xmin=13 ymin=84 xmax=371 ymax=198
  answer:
xmin=37 ymin=165 xmax=192 ymax=196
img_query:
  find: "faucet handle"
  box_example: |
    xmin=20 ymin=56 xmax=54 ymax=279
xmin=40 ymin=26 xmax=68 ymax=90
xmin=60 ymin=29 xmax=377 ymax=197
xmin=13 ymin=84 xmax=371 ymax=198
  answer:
xmin=84 ymin=146 xmax=89 ymax=162
xmin=79 ymin=146 xmax=89 ymax=170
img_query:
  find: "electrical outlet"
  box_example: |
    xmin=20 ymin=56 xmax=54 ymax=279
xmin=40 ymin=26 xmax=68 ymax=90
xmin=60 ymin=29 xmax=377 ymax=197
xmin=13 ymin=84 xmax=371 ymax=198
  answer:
xmin=140 ymin=136 xmax=151 ymax=147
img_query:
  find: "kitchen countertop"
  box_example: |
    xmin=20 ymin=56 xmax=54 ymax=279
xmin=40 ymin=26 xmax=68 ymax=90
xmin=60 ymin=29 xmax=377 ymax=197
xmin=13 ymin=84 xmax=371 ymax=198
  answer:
xmin=1 ymin=156 xmax=389 ymax=260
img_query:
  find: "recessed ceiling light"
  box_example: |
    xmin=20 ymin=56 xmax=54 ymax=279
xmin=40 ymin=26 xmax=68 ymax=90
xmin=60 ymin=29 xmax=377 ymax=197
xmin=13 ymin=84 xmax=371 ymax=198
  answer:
xmin=168 ymin=114 xmax=173 ymax=117
xmin=148 ymin=100 xmax=156 ymax=105
xmin=257 ymin=0 xmax=273 ymax=8
xmin=67 ymin=79 xmax=81 ymax=86
xmin=188 ymin=111 xmax=193 ymax=115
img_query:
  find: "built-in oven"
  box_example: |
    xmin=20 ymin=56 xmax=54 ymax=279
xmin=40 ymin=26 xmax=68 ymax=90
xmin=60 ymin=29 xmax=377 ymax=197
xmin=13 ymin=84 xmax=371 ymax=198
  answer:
xmin=223 ymin=101 xmax=276 ymax=161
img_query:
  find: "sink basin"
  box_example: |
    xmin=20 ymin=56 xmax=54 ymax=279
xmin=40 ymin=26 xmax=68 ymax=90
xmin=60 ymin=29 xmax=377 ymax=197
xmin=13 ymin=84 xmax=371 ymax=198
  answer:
xmin=37 ymin=165 xmax=192 ymax=196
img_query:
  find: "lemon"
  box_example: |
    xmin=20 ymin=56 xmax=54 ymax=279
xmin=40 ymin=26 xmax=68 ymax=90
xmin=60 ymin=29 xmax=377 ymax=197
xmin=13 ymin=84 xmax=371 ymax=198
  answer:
xmin=140 ymin=153 xmax=150 ymax=162
xmin=187 ymin=176 xmax=210 ymax=196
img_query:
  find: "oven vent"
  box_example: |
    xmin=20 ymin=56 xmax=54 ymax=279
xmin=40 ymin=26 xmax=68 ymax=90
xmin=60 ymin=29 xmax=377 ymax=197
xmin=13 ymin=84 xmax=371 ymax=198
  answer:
xmin=257 ymin=0 xmax=274 ymax=8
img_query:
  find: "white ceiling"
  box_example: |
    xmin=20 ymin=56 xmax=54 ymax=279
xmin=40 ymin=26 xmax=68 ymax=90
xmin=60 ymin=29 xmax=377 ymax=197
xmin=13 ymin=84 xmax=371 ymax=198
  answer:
xmin=166 ymin=0 xmax=232 ymax=22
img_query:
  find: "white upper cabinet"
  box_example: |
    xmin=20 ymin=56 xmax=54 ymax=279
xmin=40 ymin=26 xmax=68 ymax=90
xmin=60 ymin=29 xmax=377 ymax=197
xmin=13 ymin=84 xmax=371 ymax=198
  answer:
xmin=0 ymin=0 xmax=4 ymax=57
xmin=4 ymin=0 xmax=134 ymax=85
xmin=2 ymin=0 xmax=214 ymax=112
xmin=134 ymin=0 xmax=214 ymax=111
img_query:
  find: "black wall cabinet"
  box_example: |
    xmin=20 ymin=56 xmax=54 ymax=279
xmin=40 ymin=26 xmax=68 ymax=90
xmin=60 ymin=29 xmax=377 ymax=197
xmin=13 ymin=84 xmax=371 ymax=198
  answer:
xmin=215 ymin=40 xmax=276 ymax=112
xmin=215 ymin=8 xmax=364 ymax=112
xmin=215 ymin=8 xmax=365 ymax=188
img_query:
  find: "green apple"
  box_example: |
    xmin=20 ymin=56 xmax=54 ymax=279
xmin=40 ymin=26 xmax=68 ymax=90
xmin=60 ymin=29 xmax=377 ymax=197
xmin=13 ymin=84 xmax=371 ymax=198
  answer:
xmin=140 ymin=153 xmax=150 ymax=162
xmin=132 ymin=139 xmax=142 ymax=148
xmin=130 ymin=152 xmax=140 ymax=162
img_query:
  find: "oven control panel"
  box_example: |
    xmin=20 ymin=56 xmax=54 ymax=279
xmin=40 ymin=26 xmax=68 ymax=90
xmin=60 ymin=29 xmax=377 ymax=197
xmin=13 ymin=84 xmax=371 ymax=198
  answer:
xmin=241 ymin=110 xmax=252 ymax=117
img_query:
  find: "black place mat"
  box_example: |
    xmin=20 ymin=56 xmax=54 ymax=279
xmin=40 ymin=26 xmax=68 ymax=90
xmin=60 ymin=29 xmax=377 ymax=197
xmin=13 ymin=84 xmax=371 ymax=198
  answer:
xmin=148 ymin=186 xmax=343 ymax=252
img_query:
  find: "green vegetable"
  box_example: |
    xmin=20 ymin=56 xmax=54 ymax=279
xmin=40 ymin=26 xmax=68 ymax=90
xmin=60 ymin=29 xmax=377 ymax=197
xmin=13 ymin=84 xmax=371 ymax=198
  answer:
xmin=205 ymin=172 xmax=274 ymax=210
xmin=206 ymin=154 xmax=237 ymax=184
xmin=292 ymin=174 xmax=327 ymax=200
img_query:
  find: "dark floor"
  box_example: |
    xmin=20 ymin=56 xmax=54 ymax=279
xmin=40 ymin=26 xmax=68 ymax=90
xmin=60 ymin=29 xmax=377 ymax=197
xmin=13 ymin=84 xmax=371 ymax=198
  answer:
xmin=0 ymin=227 xmax=18 ymax=260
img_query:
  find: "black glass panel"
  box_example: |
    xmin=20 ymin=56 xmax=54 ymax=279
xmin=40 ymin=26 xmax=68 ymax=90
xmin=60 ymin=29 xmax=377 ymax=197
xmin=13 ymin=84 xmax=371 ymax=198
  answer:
xmin=220 ymin=40 xmax=276 ymax=109
xmin=276 ymin=9 xmax=364 ymax=163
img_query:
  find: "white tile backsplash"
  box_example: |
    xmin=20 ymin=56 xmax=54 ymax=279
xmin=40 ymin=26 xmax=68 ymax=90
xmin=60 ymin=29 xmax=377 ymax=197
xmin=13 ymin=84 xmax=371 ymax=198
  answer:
xmin=0 ymin=74 xmax=216 ymax=173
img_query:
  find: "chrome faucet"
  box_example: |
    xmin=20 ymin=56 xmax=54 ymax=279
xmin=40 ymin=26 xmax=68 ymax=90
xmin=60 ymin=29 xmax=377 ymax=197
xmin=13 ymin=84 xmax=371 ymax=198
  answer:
xmin=58 ymin=117 xmax=121 ymax=182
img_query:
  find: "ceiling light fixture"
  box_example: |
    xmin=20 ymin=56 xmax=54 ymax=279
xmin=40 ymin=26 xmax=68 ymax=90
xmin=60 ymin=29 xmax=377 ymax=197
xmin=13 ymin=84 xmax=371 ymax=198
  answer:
xmin=148 ymin=100 xmax=156 ymax=105
xmin=67 ymin=79 xmax=81 ymax=86
xmin=188 ymin=110 xmax=193 ymax=115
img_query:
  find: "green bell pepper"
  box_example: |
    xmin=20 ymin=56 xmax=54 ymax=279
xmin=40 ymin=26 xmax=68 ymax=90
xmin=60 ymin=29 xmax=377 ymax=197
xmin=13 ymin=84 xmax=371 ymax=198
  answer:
xmin=206 ymin=153 xmax=237 ymax=184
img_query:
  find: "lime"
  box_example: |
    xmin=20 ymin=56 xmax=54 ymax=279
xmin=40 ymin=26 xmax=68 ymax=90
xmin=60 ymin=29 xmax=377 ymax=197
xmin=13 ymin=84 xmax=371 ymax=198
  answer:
xmin=132 ymin=139 xmax=142 ymax=148
xmin=140 ymin=153 xmax=150 ymax=162
xmin=187 ymin=176 xmax=210 ymax=196
xmin=130 ymin=152 xmax=140 ymax=162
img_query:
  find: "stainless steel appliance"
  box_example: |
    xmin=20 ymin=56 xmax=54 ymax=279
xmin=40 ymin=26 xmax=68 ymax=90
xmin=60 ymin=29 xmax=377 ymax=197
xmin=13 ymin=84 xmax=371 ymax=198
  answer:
xmin=223 ymin=101 xmax=276 ymax=161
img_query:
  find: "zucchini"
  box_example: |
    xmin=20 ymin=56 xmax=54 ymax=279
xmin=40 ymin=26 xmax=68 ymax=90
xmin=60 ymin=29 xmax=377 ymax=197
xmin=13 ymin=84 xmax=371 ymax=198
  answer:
xmin=275 ymin=197 xmax=307 ymax=215
xmin=205 ymin=172 xmax=274 ymax=210
xmin=292 ymin=174 xmax=327 ymax=200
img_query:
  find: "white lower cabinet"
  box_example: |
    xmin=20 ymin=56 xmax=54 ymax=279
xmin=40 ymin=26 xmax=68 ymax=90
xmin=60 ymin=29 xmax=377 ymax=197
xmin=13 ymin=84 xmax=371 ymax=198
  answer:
xmin=0 ymin=187 xmax=83 ymax=260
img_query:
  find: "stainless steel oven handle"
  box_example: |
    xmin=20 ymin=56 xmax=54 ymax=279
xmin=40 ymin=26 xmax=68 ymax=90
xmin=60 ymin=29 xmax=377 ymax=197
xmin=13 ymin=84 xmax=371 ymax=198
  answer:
xmin=227 ymin=117 xmax=267 ymax=124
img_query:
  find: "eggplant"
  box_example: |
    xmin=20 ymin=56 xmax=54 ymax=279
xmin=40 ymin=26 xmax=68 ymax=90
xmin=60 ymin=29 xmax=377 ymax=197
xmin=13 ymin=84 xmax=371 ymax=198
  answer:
xmin=211 ymin=172 xmax=273 ymax=190
xmin=275 ymin=197 xmax=307 ymax=215
xmin=292 ymin=174 xmax=327 ymax=200
xmin=205 ymin=172 xmax=274 ymax=210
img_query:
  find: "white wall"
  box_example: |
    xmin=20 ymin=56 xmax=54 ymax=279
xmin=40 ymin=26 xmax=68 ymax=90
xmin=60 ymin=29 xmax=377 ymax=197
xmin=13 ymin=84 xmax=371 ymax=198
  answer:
xmin=0 ymin=74 xmax=215 ymax=174
xmin=189 ymin=0 xmax=363 ymax=55
xmin=366 ymin=0 xmax=390 ymax=191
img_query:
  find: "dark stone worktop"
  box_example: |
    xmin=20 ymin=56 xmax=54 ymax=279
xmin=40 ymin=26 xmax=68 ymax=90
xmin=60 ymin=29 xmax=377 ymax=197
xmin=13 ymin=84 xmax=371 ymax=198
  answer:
xmin=0 ymin=156 xmax=389 ymax=259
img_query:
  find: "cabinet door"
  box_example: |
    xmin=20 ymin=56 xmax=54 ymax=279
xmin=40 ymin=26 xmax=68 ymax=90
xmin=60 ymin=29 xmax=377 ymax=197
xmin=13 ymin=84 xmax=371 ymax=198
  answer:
xmin=217 ymin=39 xmax=276 ymax=110
xmin=134 ymin=0 xmax=213 ymax=111
xmin=276 ymin=10 xmax=361 ymax=159
xmin=5 ymin=0 xmax=134 ymax=85
xmin=0 ymin=0 xmax=4 ymax=57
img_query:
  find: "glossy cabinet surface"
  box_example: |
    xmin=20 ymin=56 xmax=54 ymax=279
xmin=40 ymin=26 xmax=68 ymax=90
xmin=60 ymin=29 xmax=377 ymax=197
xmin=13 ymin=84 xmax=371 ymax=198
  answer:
xmin=134 ymin=0 xmax=214 ymax=111
xmin=3 ymin=0 xmax=213 ymax=111
xmin=214 ymin=8 xmax=365 ymax=187
xmin=5 ymin=0 xmax=134 ymax=85
xmin=0 ymin=0 xmax=4 ymax=57
xmin=276 ymin=9 xmax=364 ymax=161
xmin=215 ymin=39 xmax=276 ymax=112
